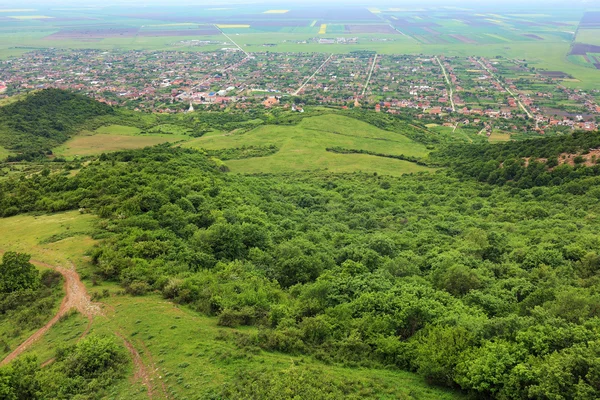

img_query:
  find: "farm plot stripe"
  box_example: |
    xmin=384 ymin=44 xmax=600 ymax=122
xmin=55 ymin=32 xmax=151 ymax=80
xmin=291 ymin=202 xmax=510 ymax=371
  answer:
xmin=373 ymin=11 xmax=409 ymax=37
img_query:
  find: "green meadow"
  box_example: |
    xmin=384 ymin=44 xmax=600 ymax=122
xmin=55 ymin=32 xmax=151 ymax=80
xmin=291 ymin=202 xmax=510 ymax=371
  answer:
xmin=183 ymin=114 xmax=433 ymax=176
xmin=54 ymin=125 xmax=190 ymax=158
xmin=50 ymin=115 xmax=433 ymax=176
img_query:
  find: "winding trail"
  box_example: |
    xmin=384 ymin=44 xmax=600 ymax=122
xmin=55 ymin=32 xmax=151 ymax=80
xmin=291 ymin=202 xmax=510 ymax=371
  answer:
xmin=0 ymin=254 xmax=101 ymax=366
xmin=0 ymin=251 xmax=167 ymax=398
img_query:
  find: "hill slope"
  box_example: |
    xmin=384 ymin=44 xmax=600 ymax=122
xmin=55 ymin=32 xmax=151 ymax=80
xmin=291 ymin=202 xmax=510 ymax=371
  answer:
xmin=185 ymin=114 xmax=432 ymax=176
xmin=0 ymin=89 xmax=114 ymax=160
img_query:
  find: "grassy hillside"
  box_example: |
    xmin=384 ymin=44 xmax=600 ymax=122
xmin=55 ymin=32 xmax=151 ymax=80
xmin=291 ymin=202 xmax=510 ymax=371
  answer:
xmin=184 ymin=114 xmax=432 ymax=176
xmin=46 ymin=112 xmax=434 ymax=176
xmin=54 ymin=125 xmax=190 ymax=158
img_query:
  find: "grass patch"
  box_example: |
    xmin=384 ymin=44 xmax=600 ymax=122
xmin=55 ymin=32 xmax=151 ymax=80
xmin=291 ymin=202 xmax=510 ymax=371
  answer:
xmin=95 ymin=125 xmax=141 ymax=136
xmin=0 ymin=145 xmax=12 ymax=160
xmin=54 ymin=125 xmax=190 ymax=157
xmin=85 ymin=294 xmax=465 ymax=399
xmin=16 ymin=311 xmax=89 ymax=364
xmin=0 ymin=211 xmax=97 ymax=268
xmin=488 ymin=131 xmax=512 ymax=143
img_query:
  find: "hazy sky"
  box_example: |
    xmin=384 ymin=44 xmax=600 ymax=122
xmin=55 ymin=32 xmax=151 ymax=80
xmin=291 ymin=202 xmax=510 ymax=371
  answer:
xmin=0 ymin=0 xmax=596 ymax=6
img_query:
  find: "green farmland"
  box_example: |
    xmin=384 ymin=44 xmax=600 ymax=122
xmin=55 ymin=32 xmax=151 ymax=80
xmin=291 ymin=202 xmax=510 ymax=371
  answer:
xmin=0 ymin=5 xmax=598 ymax=88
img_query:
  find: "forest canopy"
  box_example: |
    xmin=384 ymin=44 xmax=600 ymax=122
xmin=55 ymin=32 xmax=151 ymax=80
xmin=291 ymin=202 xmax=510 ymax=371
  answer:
xmin=0 ymin=89 xmax=114 ymax=160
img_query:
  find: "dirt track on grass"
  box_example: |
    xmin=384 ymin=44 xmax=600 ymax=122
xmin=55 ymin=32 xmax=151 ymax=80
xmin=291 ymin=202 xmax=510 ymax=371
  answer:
xmin=0 ymin=251 xmax=168 ymax=398
xmin=0 ymin=253 xmax=101 ymax=366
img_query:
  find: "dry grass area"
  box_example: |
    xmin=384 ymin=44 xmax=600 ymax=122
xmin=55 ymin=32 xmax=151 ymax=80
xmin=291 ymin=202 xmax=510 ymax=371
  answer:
xmin=54 ymin=125 xmax=190 ymax=158
xmin=488 ymin=131 xmax=512 ymax=143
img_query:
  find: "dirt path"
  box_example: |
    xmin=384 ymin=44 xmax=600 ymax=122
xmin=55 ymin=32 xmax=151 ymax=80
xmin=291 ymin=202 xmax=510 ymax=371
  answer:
xmin=0 ymin=252 xmax=166 ymax=398
xmin=0 ymin=253 xmax=101 ymax=366
xmin=117 ymin=333 xmax=155 ymax=398
xmin=118 ymin=334 xmax=172 ymax=399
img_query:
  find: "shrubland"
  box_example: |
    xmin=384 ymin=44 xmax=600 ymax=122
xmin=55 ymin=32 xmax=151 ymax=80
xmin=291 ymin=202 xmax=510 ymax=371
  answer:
xmin=2 ymin=131 xmax=600 ymax=398
xmin=0 ymin=335 xmax=128 ymax=399
xmin=0 ymin=89 xmax=114 ymax=160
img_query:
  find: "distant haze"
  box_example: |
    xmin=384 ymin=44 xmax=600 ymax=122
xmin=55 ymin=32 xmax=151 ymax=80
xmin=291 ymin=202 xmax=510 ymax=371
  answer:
xmin=0 ymin=0 xmax=595 ymax=7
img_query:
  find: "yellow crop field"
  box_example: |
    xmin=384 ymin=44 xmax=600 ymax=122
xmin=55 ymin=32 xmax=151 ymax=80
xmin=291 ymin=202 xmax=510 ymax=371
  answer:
xmin=484 ymin=33 xmax=510 ymax=42
xmin=217 ymin=24 xmax=250 ymax=29
xmin=319 ymin=24 xmax=327 ymax=34
xmin=263 ymin=10 xmax=289 ymax=14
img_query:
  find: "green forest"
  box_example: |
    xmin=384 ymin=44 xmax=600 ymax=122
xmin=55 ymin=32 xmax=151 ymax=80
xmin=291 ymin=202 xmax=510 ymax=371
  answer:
xmin=2 ymin=90 xmax=600 ymax=399
xmin=0 ymin=90 xmax=114 ymax=160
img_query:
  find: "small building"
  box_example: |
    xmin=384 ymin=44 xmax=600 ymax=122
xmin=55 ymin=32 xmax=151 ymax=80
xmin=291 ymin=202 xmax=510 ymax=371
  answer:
xmin=263 ymin=96 xmax=279 ymax=107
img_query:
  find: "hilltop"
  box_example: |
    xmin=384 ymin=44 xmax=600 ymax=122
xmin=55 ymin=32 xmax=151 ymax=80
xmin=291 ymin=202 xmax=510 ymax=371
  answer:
xmin=0 ymin=89 xmax=114 ymax=160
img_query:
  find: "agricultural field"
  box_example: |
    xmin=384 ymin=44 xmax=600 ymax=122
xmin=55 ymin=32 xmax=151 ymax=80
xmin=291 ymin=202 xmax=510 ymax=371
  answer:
xmin=0 ymin=5 xmax=597 ymax=88
xmin=183 ymin=114 xmax=432 ymax=176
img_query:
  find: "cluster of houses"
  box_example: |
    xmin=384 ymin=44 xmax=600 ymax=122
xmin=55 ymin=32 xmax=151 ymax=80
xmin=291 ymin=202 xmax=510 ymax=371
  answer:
xmin=0 ymin=49 xmax=598 ymax=134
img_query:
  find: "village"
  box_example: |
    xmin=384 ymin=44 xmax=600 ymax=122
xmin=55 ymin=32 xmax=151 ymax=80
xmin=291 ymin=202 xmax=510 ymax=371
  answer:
xmin=1 ymin=49 xmax=598 ymax=135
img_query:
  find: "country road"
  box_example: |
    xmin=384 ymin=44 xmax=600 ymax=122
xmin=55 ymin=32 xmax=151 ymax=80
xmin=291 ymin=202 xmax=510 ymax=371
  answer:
xmin=436 ymin=56 xmax=456 ymax=112
xmin=477 ymin=59 xmax=533 ymax=119
xmin=294 ymin=53 xmax=334 ymax=95
xmin=362 ymin=54 xmax=378 ymax=96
